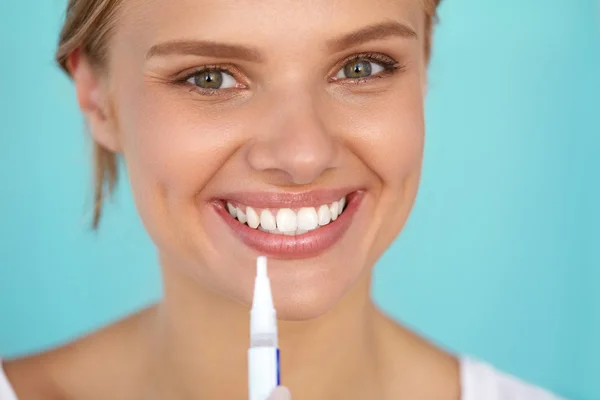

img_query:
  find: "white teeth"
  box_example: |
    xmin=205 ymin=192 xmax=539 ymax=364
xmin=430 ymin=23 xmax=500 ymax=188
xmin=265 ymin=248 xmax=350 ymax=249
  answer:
xmin=236 ymin=207 xmax=247 ymax=224
xmin=317 ymin=205 xmax=331 ymax=226
xmin=226 ymin=196 xmax=348 ymax=234
xmin=330 ymin=202 xmax=339 ymax=221
xmin=260 ymin=209 xmax=277 ymax=231
xmin=246 ymin=206 xmax=260 ymax=229
xmin=276 ymin=208 xmax=298 ymax=232
xmin=227 ymin=203 xmax=237 ymax=218
xmin=297 ymin=207 xmax=319 ymax=231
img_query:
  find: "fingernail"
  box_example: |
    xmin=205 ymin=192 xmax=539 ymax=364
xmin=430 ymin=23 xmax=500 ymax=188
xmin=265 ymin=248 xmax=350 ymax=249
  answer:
xmin=271 ymin=386 xmax=291 ymax=400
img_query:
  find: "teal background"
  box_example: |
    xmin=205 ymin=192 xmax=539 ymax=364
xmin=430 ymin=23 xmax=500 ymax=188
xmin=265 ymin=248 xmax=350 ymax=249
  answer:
xmin=0 ymin=0 xmax=598 ymax=399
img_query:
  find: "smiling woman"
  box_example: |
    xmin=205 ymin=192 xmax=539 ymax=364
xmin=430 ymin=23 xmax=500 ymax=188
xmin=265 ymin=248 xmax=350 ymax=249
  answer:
xmin=0 ymin=0 xmax=567 ymax=399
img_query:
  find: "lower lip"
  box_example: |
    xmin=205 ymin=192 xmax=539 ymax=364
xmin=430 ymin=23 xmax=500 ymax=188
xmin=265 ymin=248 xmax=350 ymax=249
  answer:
xmin=213 ymin=192 xmax=364 ymax=259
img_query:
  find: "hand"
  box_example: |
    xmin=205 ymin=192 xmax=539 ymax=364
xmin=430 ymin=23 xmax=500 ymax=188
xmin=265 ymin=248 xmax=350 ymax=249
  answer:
xmin=267 ymin=386 xmax=292 ymax=400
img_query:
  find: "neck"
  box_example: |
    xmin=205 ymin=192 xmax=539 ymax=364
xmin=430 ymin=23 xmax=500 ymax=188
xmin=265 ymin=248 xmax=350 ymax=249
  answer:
xmin=149 ymin=258 xmax=385 ymax=400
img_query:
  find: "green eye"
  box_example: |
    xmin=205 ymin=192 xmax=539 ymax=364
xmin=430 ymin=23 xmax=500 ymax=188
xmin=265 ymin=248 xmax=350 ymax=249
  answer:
xmin=336 ymin=58 xmax=386 ymax=80
xmin=344 ymin=60 xmax=372 ymax=78
xmin=187 ymin=69 xmax=237 ymax=89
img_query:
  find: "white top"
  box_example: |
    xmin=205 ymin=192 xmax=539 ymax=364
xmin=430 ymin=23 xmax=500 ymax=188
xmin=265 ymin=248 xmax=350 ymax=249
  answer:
xmin=0 ymin=357 xmax=562 ymax=400
xmin=459 ymin=357 xmax=563 ymax=400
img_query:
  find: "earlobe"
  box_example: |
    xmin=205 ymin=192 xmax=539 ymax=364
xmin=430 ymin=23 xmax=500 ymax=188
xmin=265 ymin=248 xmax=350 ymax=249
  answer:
xmin=68 ymin=51 xmax=121 ymax=152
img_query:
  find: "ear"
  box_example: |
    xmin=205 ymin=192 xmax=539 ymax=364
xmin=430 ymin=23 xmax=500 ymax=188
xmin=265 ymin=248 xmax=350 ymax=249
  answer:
xmin=67 ymin=49 xmax=121 ymax=152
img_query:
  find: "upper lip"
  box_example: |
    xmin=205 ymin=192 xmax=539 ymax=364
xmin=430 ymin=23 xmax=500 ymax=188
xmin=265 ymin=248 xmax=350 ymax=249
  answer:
xmin=216 ymin=188 xmax=359 ymax=209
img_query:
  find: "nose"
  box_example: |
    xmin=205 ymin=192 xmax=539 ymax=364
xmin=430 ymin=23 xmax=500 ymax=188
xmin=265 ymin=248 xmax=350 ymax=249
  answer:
xmin=246 ymin=92 xmax=339 ymax=186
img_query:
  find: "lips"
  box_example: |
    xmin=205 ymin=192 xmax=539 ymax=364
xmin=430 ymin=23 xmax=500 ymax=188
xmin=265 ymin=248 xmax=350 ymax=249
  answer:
xmin=212 ymin=190 xmax=364 ymax=259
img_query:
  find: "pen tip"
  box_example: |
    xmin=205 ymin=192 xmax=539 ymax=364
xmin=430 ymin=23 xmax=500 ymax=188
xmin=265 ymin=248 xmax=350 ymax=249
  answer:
xmin=257 ymin=256 xmax=267 ymax=277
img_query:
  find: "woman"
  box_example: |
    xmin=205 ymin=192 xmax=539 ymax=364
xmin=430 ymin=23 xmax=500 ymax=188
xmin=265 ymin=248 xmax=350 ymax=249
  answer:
xmin=0 ymin=0 xmax=564 ymax=399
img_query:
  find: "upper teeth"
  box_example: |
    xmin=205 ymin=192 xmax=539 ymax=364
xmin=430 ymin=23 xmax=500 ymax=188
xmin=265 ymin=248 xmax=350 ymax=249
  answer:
xmin=226 ymin=197 xmax=347 ymax=235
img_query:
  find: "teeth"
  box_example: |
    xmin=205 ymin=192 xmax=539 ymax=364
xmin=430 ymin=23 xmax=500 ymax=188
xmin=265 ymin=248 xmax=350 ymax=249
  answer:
xmin=339 ymin=197 xmax=346 ymax=213
xmin=227 ymin=203 xmax=237 ymax=218
xmin=317 ymin=205 xmax=331 ymax=226
xmin=276 ymin=208 xmax=297 ymax=232
xmin=260 ymin=209 xmax=277 ymax=231
xmin=297 ymin=207 xmax=319 ymax=231
xmin=236 ymin=207 xmax=247 ymax=224
xmin=330 ymin=202 xmax=339 ymax=221
xmin=246 ymin=206 xmax=260 ymax=229
xmin=226 ymin=196 xmax=348 ymax=235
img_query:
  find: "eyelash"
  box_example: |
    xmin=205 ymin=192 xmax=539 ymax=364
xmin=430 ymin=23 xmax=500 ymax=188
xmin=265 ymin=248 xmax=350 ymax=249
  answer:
xmin=177 ymin=52 xmax=405 ymax=95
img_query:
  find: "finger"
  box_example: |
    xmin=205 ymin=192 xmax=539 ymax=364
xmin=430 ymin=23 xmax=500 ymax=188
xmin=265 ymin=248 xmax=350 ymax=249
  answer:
xmin=267 ymin=386 xmax=292 ymax=400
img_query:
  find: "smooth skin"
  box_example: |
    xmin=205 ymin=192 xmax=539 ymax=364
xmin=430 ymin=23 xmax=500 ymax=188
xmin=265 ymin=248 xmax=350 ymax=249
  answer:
xmin=6 ymin=0 xmax=460 ymax=399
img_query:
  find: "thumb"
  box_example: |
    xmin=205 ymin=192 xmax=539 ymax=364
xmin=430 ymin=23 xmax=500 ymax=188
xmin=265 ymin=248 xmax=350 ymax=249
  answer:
xmin=267 ymin=386 xmax=292 ymax=400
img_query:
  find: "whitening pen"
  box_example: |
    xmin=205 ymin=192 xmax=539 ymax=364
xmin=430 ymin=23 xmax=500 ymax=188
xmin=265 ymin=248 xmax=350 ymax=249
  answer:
xmin=248 ymin=256 xmax=281 ymax=400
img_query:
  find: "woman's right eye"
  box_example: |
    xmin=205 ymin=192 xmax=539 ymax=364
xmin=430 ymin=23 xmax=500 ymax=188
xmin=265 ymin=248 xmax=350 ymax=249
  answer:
xmin=186 ymin=69 xmax=238 ymax=90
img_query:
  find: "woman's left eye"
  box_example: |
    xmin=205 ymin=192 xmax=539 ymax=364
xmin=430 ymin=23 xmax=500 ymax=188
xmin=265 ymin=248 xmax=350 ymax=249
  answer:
xmin=335 ymin=59 xmax=385 ymax=80
xmin=186 ymin=69 xmax=238 ymax=90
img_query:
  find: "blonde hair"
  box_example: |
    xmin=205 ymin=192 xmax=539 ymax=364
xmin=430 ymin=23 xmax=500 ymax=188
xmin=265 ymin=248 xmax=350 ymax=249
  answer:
xmin=56 ymin=0 xmax=442 ymax=228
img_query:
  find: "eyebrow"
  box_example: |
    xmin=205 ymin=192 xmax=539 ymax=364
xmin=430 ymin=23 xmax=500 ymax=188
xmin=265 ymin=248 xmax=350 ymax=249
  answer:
xmin=327 ymin=21 xmax=417 ymax=52
xmin=146 ymin=40 xmax=263 ymax=62
xmin=146 ymin=21 xmax=416 ymax=62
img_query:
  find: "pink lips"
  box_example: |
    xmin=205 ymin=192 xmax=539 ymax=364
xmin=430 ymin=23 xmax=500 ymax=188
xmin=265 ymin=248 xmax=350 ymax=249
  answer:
xmin=212 ymin=190 xmax=364 ymax=259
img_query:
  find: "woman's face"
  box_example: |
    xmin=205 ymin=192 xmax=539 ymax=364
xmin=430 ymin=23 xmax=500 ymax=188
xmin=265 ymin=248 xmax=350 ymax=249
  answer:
xmin=95 ymin=0 xmax=427 ymax=319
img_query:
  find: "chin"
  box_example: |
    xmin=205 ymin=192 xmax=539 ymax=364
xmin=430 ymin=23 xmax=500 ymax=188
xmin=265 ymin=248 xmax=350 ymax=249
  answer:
xmin=268 ymin=259 xmax=366 ymax=321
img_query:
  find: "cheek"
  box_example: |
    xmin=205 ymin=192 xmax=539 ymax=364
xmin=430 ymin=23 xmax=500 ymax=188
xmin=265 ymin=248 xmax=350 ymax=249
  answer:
xmin=112 ymin=82 xmax=254 ymax=253
xmin=117 ymin=85 xmax=242 ymax=199
xmin=331 ymin=77 xmax=425 ymax=259
xmin=336 ymin=84 xmax=425 ymax=189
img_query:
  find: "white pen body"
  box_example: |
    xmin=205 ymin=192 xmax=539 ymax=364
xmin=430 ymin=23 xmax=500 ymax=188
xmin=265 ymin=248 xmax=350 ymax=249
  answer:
xmin=248 ymin=346 xmax=280 ymax=400
xmin=249 ymin=257 xmax=280 ymax=400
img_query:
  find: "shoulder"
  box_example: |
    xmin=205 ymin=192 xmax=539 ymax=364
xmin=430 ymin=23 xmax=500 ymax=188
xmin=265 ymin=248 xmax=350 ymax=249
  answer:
xmin=2 ymin=306 xmax=157 ymax=400
xmin=460 ymin=357 xmax=564 ymax=400
xmin=2 ymin=350 xmax=65 ymax=400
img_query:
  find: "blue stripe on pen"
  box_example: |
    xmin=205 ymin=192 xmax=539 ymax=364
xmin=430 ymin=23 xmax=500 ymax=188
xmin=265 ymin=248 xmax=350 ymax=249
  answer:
xmin=276 ymin=348 xmax=281 ymax=385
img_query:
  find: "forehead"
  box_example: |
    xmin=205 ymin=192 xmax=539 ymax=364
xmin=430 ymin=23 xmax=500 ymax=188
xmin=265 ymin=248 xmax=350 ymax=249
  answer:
xmin=116 ymin=0 xmax=424 ymax=52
